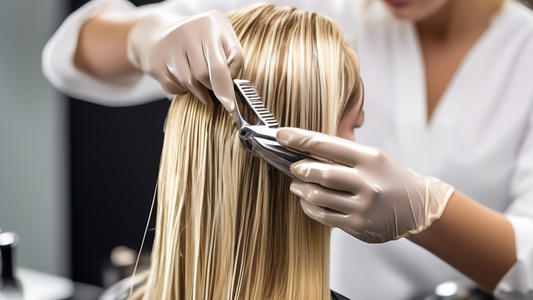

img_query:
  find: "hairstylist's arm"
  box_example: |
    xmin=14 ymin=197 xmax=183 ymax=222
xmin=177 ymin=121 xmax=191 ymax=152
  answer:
xmin=74 ymin=3 xmax=243 ymax=112
xmin=73 ymin=3 xmax=141 ymax=84
xmin=277 ymin=128 xmax=516 ymax=293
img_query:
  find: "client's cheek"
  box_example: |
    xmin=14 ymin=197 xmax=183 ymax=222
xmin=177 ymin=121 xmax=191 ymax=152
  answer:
xmin=336 ymin=122 xmax=356 ymax=142
xmin=356 ymin=110 xmax=365 ymax=127
xmin=336 ymin=109 xmax=364 ymax=142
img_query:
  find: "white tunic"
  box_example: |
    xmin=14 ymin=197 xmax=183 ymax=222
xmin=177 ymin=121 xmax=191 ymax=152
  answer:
xmin=42 ymin=0 xmax=533 ymax=299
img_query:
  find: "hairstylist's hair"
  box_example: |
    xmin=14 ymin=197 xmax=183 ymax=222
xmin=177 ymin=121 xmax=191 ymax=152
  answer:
xmin=138 ymin=4 xmax=362 ymax=300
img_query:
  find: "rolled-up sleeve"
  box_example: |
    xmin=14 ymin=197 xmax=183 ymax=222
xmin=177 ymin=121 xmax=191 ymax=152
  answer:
xmin=495 ymin=107 xmax=533 ymax=299
xmin=42 ymin=0 xmax=176 ymax=106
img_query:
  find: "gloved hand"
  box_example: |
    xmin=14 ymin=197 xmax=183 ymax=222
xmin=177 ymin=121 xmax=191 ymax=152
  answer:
xmin=276 ymin=128 xmax=455 ymax=243
xmin=127 ymin=10 xmax=243 ymax=112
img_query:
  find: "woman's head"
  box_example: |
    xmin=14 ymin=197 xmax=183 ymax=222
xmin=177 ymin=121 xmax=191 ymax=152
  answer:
xmin=380 ymin=0 xmax=506 ymax=21
xmin=140 ymin=4 xmax=362 ymax=300
xmin=231 ymin=4 xmax=363 ymax=136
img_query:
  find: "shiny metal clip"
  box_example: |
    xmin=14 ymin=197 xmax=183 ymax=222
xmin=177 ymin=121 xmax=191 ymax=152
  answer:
xmin=232 ymin=79 xmax=312 ymax=179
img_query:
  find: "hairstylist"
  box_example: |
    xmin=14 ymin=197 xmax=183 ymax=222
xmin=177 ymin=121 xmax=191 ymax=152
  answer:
xmin=42 ymin=0 xmax=533 ymax=299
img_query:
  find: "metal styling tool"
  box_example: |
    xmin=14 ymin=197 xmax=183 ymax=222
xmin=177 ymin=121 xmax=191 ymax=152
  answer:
xmin=232 ymin=79 xmax=313 ymax=179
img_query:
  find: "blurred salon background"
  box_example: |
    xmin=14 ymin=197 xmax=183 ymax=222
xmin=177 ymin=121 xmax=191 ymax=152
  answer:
xmin=1 ymin=0 xmax=166 ymax=298
xmin=1 ymin=0 xmax=532 ymax=299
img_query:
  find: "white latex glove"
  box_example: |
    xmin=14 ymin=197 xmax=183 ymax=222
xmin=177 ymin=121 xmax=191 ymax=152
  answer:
xmin=276 ymin=128 xmax=455 ymax=243
xmin=127 ymin=10 xmax=243 ymax=112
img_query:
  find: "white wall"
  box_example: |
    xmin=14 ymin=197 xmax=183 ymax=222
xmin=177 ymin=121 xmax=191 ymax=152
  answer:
xmin=0 ymin=0 xmax=69 ymax=276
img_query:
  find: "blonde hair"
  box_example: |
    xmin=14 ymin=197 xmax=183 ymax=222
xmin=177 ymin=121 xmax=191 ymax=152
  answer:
xmin=137 ymin=4 xmax=362 ymax=300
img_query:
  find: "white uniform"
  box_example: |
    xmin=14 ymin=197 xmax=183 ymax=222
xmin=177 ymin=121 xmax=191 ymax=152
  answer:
xmin=42 ymin=0 xmax=533 ymax=299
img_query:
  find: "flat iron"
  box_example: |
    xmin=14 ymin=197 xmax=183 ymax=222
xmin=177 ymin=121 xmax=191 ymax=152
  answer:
xmin=232 ymin=79 xmax=313 ymax=179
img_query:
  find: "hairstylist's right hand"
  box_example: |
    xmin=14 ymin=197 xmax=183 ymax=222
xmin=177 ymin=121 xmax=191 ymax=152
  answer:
xmin=277 ymin=128 xmax=454 ymax=244
xmin=127 ymin=10 xmax=243 ymax=112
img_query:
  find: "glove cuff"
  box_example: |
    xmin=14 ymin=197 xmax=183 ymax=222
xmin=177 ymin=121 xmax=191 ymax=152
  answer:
xmin=400 ymin=168 xmax=455 ymax=238
xmin=126 ymin=12 xmax=180 ymax=70
xmin=126 ymin=14 xmax=156 ymax=70
xmin=424 ymin=176 xmax=455 ymax=229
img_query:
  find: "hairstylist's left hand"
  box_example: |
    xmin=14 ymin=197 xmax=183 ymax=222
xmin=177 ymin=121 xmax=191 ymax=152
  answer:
xmin=276 ymin=128 xmax=455 ymax=243
xmin=127 ymin=10 xmax=243 ymax=112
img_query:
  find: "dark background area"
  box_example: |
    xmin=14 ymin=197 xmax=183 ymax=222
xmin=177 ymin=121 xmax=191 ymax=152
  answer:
xmin=69 ymin=0 xmax=165 ymax=286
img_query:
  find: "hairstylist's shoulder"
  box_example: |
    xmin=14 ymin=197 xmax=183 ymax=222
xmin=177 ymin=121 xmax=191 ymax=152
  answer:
xmin=500 ymin=1 xmax=533 ymax=61
xmin=502 ymin=1 xmax=533 ymax=30
xmin=511 ymin=0 xmax=533 ymax=16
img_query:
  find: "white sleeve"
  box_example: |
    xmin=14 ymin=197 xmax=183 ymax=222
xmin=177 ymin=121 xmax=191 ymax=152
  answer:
xmin=41 ymin=0 xmax=252 ymax=107
xmin=494 ymin=106 xmax=533 ymax=299
xmin=42 ymin=0 xmax=174 ymax=106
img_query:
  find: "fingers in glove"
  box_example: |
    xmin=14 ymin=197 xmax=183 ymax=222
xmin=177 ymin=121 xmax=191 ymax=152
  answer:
xmin=166 ymin=59 xmax=213 ymax=106
xmin=187 ymin=38 xmax=242 ymax=109
xmin=290 ymin=159 xmax=367 ymax=195
xmin=203 ymin=39 xmax=237 ymax=113
xmin=277 ymin=128 xmax=380 ymax=167
xmin=299 ymin=198 xmax=347 ymax=228
xmin=153 ymin=68 xmax=187 ymax=96
xmin=225 ymin=44 xmax=244 ymax=79
xmin=217 ymin=14 xmax=244 ymax=78
xmin=300 ymin=197 xmax=378 ymax=241
xmin=290 ymin=181 xmax=364 ymax=215
xmin=186 ymin=44 xmax=213 ymax=91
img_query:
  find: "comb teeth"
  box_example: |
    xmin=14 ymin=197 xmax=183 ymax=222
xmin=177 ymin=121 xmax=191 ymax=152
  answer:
xmin=234 ymin=80 xmax=279 ymax=128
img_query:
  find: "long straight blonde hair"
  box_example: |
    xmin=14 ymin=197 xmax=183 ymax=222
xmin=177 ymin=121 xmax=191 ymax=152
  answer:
xmin=137 ymin=4 xmax=362 ymax=300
